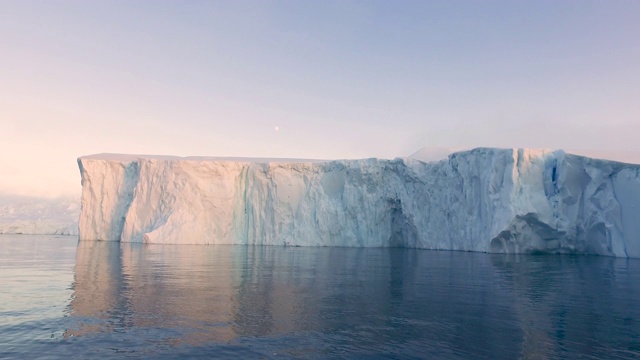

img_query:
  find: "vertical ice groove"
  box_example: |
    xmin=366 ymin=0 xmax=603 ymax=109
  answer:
xmin=118 ymin=160 xmax=140 ymax=240
xmin=609 ymin=172 xmax=628 ymax=258
xmin=77 ymin=156 xmax=140 ymax=241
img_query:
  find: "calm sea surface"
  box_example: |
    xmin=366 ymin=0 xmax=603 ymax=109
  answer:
xmin=1 ymin=235 xmax=640 ymax=359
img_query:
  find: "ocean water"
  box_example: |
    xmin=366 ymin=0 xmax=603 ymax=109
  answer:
xmin=1 ymin=235 xmax=640 ymax=359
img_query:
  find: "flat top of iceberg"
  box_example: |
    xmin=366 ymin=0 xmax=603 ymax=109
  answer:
xmin=566 ymin=149 xmax=640 ymax=165
xmin=408 ymin=147 xmax=640 ymax=165
xmin=80 ymin=153 xmax=328 ymax=163
xmin=80 ymin=148 xmax=640 ymax=166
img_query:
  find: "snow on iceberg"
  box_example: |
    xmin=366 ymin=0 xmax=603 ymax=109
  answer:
xmin=77 ymin=148 xmax=640 ymax=257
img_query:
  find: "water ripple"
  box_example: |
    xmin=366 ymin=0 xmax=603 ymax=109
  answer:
xmin=1 ymin=236 xmax=640 ymax=359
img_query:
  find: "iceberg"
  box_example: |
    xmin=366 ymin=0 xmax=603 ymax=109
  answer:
xmin=0 ymin=196 xmax=79 ymax=235
xmin=77 ymin=148 xmax=640 ymax=257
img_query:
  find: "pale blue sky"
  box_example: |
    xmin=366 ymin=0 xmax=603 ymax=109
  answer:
xmin=1 ymin=1 xmax=639 ymax=196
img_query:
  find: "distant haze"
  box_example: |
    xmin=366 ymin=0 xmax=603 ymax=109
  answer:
xmin=1 ymin=1 xmax=639 ymax=197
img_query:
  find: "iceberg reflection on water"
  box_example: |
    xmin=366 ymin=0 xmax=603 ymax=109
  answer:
xmin=63 ymin=240 xmax=640 ymax=358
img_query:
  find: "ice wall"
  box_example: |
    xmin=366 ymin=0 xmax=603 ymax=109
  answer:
xmin=77 ymin=149 xmax=640 ymax=257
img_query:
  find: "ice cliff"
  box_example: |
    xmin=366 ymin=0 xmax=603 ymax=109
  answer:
xmin=77 ymin=149 xmax=640 ymax=258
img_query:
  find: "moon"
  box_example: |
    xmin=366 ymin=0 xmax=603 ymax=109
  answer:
xmin=275 ymin=126 xmax=279 ymax=132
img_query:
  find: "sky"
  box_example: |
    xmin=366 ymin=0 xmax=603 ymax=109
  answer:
xmin=1 ymin=0 xmax=639 ymax=197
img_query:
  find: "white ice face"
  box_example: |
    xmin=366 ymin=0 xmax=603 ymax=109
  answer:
xmin=77 ymin=148 xmax=640 ymax=258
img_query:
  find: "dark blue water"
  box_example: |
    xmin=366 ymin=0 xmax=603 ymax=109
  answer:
xmin=1 ymin=235 xmax=640 ymax=359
